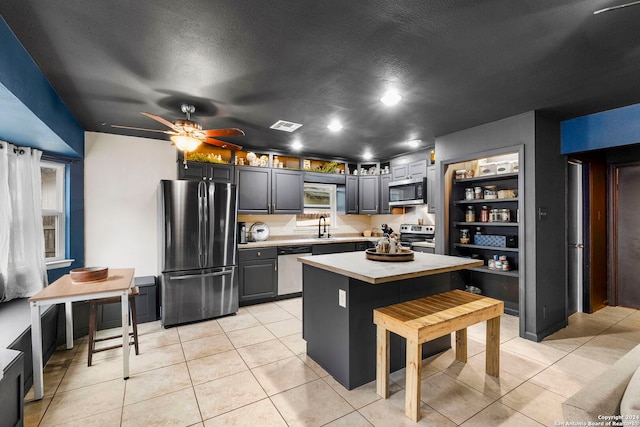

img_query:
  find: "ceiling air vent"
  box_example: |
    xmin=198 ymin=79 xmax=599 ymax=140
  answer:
xmin=270 ymin=120 xmax=303 ymax=132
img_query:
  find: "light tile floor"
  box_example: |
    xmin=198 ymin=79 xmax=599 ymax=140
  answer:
xmin=23 ymin=299 xmax=640 ymax=426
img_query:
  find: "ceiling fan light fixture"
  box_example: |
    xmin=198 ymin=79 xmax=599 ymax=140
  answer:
xmin=380 ymin=90 xmax=402 ymax=106
xmin=170 ymin=135 xmax=202 ymax=152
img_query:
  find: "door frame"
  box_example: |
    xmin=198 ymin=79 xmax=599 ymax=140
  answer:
xmin=566 ymin=159 xmax=585 ymax=314
xmin=570 ymin=153 xmax=608 ymax=313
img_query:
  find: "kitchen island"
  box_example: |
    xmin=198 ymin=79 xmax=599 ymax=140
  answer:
xmin=299 ymin=251 xmax=483 ymax=389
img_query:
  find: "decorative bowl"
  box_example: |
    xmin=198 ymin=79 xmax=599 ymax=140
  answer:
xmin=70 ymin=266 xmax=108 ymax=283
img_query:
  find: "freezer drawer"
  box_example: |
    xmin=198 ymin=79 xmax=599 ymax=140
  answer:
xmin=160 ymin=266 xmax=238 ymax=327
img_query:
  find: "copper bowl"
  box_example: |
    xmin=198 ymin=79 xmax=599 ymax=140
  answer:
xmin=70 ymin=267 xmax=108 ymax=283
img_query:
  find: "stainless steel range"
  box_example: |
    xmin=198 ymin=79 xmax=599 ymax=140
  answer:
xmin=399 ymin=224 xmax=435 ymax=253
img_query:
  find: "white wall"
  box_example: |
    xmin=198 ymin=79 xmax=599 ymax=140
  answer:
xmin=84 ymin=132 xmax=176 ymax=276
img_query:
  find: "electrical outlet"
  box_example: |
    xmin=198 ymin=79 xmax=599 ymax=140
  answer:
xmin=338 ymin=289 xmax=346 ymax=308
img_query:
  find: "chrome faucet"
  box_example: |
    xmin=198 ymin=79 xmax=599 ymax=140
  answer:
xmin=318 ymin=215 xmax=328 ymax=238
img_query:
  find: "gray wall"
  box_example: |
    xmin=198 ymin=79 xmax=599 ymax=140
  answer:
xmin=434 ymin=111 xmax=567 ymax=341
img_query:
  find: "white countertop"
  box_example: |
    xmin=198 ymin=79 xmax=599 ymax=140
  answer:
xmin=298 ymin=251 xmax=483 ymax=284
xmin=239 ymin=236 xmax=378 ymax=248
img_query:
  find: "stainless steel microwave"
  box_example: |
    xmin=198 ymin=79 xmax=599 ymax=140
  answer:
xmin=388 ymin=178 xmax=426 ymax=206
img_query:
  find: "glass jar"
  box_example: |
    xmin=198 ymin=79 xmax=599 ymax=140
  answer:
xmin=459 ymin=229 xmax=470 ymax=244
xmin=500 ymin=208 xmax=511 ymax=222
xmin=484 ymin=185 xmax=498 ymax=199
xmin=480 ymin=206 xmax=489 ymax=222
xmin=465 ymin=188 xmax=474 ymax=200
xmin=465 ymin=206 xmax=475 ymax=222
xmin=474 ymin=186 xmax=483 ymax=199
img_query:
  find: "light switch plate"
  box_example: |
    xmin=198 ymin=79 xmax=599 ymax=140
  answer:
xmin=338 ymin=289 xmax=346 ymax=308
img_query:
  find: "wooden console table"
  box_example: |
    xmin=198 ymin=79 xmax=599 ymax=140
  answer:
xmin=374 ymin=289 xmax=504 ymax=422
xmin=29 ymin=268 xmax=135 ymax=400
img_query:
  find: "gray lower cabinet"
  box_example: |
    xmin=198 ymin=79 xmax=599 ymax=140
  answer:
xmin=345 ymin=175 xmax=359 ymax=214
xmin=311 ymin=242 xmax=356 ymax=255
xmin=236 ymin=167 xmax=303 ymax=214
xmin=427 ymin=165 xmax=435 ymax=214
xmin=358 ymin=175 xmax=379 ymax=214
xmin=239 ymin=248 xmax=278 ymax=305
xmin=0 ymin=349 xmax=23 ymax=427
xmin=379 ymin=174 xmax=391 ymax=214
xmin=98 ymin=276 xmax=159 ymax=329
xmin=178 ymin=161 xmax=233 ymax=183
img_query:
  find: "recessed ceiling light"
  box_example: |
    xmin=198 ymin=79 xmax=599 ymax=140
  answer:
xmin=363 ymin=151 xmax=373 ymax=160
xmin=327 ymin=120 xmax=343 ymax=132
xmin=380 ymin=90 xmax=402 ymax=106
xmin=291 ymin=140 xmax=303 ymax=151
xmin=270 ymin=120 xmax=303 ymax=132
xmin=407 ymin=139 xmax=421 ymax=148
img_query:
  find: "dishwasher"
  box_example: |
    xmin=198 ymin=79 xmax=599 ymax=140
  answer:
xmin=277 ymin=245 xmax=312 ymax=296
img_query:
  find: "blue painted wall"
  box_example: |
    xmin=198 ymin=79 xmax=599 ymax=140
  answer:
xmin=0 ymin=17 xmax=85 ymax=280
xmin=561 ymin=103 xmax=640 ymax=154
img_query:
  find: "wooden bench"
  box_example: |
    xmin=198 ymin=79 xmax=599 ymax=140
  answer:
xmin=373 ymin=289 xmax=504 ymax=422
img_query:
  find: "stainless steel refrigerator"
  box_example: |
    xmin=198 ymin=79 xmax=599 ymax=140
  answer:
xmin=158 ymin=180 xmax=238 ymax=327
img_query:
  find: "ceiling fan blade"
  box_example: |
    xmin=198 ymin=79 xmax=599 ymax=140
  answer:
xmin=141 ymin=112 xmax=181 ymax=131
xmin=111 ymin=124 xmax=173 ymax=134
xmin=204 ymin=128 xmax=245 ymax=137
xmin=594 ymin=0 xmax=640 ymax=14
xmin=204 ymin=137 xmax=243 ymax=151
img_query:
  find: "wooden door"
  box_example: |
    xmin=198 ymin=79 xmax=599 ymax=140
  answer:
xmin=587 ymin=161 xmax=608 ymax=312
xmin=613 ymin=164 xmax=640 ymax=309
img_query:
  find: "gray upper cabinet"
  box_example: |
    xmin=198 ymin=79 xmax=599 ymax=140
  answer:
xmin=379 ymin=174 xmax=391 ymax=214
xmin=178 ymin=162 xmax=234 ymax=183
xmin=391 ymin=158 xmax=427 ymax=181
xmin=427 ymin=165 xmax=435 ymax=214
xmin=272 ymin=168 xmax=304 ymax=214
xmin=236 ymin=167 xmax=271 ymax=214
xmin=345 ymin=175 xmax=359 ymax=214
xmin=236 ymin=167 xmax=303 ymax=214
xmin=358 ymin=175 xmax=379 ymax=214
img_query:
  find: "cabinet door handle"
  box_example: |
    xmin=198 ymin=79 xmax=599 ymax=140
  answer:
xmin=257 ymin=251 xmax=261 ymax=257
xmin=274 ymin=261 xmax=278 ymax=271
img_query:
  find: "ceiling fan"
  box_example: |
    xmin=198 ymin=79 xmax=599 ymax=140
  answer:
xmin=112 ymin=103 xmax=244 ymax=152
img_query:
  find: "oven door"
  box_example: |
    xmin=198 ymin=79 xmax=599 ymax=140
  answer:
xmin=389 ymin=179 xmax=424 ymax=206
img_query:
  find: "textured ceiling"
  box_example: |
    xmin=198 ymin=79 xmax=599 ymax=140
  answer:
xmin=1 ymin=0 xmax=640 ymax=160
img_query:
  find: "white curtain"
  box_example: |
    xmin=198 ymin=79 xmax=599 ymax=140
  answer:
xmin=0 ymin=141 xmax=47 ymax=302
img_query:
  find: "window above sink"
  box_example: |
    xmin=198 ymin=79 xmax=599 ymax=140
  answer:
xmin=296 ymin=183 xmax=337 ymax=229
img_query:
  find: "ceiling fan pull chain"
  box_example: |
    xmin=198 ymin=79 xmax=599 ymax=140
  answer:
xmin=183 ymin=152 xmax=188 ymax=169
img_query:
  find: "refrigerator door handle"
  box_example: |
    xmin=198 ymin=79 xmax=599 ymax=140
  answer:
xmin=171 ymin=270 xmax=233 ymax=281
xmin=197 ymin=181 xmax=206 ymax=268
xmin=202 ymin=183 xmax=209 ymax=264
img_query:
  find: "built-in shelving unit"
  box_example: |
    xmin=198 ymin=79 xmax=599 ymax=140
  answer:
xmin=448 ymin=154 xmax=520 ymax=316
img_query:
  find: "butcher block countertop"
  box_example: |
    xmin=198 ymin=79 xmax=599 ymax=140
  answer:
xmin=298 ymin=252 xmax=483 ymax=285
